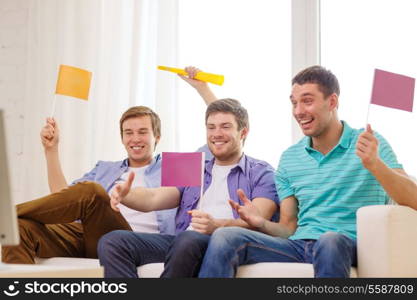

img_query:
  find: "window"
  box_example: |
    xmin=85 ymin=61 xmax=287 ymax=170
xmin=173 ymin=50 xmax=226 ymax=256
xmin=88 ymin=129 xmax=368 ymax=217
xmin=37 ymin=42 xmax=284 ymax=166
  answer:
xmin=321 ymin=0 xmax=417 ymax=176
xmin=177 ymin=0 xmax=292 ymax=168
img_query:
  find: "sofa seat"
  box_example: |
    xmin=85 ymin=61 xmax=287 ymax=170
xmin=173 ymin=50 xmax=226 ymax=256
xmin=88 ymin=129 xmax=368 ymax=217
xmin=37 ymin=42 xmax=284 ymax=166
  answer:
xmin=236 ymin=263 xmax=357 ymax=278
xmin=34 ymin=205 xmax=417 ymax=278
xmin=35 ymin=257 xmax=357 ymax=278
xmin=35 ymin=257 xmax=164 ymax=278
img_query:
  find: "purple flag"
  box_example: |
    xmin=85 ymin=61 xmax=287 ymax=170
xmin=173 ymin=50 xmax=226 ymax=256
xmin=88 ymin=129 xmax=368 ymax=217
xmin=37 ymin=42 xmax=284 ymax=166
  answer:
xmin=161 ymin=152 xmax=205 ymax=187
xmin=371 ymin=69 xmax=415 ymax=112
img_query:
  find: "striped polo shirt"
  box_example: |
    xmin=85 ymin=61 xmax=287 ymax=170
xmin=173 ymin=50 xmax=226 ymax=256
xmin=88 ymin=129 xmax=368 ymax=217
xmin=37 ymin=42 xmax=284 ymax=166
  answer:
xmin=276 ymin=121 xmax=402 ymax=240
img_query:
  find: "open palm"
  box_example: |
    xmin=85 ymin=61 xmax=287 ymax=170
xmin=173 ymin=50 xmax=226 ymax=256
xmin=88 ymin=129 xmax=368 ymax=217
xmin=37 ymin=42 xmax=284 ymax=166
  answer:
xmin=229 ymin=189 xmax=265 ymax=229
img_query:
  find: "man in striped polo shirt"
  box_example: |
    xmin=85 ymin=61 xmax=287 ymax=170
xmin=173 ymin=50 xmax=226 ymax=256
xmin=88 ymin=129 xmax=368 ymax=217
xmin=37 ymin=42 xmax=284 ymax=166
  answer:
xmin=198 ymin=65 xmax=417 ymax=278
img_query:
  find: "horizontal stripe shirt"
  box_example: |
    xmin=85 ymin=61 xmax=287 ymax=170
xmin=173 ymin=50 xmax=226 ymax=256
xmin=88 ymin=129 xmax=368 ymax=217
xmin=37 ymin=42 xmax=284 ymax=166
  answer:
xmin=276 ymin=121 xmax=402 ymax=240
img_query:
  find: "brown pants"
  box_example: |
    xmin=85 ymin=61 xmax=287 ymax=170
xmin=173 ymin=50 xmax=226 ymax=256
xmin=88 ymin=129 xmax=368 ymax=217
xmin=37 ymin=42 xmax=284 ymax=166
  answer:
xmin=1 ymin=182 xmax=131 ymax=264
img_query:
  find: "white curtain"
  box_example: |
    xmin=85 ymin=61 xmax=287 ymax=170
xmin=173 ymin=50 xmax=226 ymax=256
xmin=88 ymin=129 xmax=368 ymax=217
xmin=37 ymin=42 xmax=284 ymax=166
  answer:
xmin=15 ymin=0 xmax=177 ymax=203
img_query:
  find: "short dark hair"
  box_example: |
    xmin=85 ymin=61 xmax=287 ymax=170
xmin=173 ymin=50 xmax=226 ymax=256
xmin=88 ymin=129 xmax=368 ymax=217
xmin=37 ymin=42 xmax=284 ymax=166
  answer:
xmin=205 ymin=98 xmax=249 ymax=131
xmin=292 ymin=65 xmax=340 ymax=97
xmin=119 ymin=106 xmax=161 ymax=138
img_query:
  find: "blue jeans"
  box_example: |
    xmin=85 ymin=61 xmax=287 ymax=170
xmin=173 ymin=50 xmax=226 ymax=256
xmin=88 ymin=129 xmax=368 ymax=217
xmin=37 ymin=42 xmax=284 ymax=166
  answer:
xmin=97 ymin=230 xmax=175 ymax=278
xmin=198 ymin=227 xmax=357 ymax=278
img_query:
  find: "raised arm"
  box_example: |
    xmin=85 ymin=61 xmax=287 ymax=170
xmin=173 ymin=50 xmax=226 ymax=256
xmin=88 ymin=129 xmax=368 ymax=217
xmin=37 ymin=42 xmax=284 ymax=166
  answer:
xmin=40 ymin=117 xmax=68 ymax=193
xmin=356 ymin=124 xmax=417 ymax=210
xmin=179 ymin=66 xmax=218 ymax=105
xmin=110 ymin=172 xmax=181 ymax=212
xmin=375 ymin=168 xmax=417 ymax=210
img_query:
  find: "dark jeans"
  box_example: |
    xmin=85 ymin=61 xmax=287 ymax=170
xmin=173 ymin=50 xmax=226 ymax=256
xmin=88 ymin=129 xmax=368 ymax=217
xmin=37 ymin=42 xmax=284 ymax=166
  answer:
xmin=97 ymin=230 xmax=210 ymax=278
xmin=161 ymin=231 xmax=210 ymax=278
xmin=97 ymin=231 xmax=174 ymax=278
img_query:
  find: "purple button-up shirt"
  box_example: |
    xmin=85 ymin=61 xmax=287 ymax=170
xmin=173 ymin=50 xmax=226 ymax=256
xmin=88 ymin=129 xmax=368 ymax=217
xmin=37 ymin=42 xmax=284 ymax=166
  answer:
xmin=175 ymin=154 xmax=279 ymax=233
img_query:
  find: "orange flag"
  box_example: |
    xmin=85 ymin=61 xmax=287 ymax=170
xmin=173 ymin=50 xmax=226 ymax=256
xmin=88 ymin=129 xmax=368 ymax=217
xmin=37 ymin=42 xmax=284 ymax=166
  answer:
xmin=55 ymin=65 xmax=92 ymax=100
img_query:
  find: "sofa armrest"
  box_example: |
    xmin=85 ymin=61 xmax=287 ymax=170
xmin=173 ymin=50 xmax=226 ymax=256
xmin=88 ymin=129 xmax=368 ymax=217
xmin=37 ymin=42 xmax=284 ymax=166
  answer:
xmin=357 ymin=205 xmax=417 ymax=277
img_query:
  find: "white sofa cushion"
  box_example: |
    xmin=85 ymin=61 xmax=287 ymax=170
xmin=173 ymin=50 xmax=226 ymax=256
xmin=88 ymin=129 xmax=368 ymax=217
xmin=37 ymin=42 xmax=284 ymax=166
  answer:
xmin=237 ymin=262 xmax=314 ymax=278
xmin=35 ymin=257 xmax=358 ymax=278
xmin=236 ymin=262 xmax=357 ymax=278
xmin=35 ymin=257 xmax=164 ymax=278
xmin=357 ymin=205 xmax=417 ymax=277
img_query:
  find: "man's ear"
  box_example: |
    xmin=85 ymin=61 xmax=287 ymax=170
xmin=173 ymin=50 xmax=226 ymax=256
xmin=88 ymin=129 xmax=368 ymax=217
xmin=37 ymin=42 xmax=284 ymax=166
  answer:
xmin=240 ymin=127 xmax=249 ymax=140
xmin=329 ymin=93 xmax=339 ymax=110
xmin=155 ymin=135 xmax=161 ymax=147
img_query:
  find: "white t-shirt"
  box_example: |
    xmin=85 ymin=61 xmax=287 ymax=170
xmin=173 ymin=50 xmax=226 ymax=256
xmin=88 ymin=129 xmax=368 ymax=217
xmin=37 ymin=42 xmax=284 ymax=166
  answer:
xmin=187 ymin=163 xmax=236 ymax=230
xmin=109 ymin=166 xmax=159 ymax=233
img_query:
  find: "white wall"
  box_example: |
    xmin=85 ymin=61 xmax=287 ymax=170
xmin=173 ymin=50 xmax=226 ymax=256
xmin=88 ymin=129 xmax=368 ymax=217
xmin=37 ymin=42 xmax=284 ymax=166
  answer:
xmin=177 ymin=0 xmax=293 ymax=168
xmin=0 ymin=0 xmax=29 ymax=204
xmin=0 ymin=0 xmax=178 ymax=204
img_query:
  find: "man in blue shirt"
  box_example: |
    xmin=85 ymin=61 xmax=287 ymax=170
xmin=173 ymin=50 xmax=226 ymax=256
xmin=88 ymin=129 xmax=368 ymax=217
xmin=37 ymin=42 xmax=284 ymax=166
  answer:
xmin=2 ymin=67 xmax=215 ymax=264
xmin=98 ymin=98 xmax=280 ymax=278
xmin=198 ymin=65 xmax=417 ymax=278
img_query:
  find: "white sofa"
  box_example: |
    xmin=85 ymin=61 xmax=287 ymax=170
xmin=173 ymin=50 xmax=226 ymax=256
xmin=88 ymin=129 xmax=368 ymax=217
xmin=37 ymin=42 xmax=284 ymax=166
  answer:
xmin=34 ymin=205 xmax=417 ymax=277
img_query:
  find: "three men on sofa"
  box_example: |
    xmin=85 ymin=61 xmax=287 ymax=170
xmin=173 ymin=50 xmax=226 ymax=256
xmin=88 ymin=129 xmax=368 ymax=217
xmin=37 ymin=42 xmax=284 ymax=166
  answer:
xmin=4 ymin=66 xmax=417 ymax=278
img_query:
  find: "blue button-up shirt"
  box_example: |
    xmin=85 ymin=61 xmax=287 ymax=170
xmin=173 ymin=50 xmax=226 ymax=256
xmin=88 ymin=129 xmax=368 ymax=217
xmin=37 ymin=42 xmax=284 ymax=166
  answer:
xmin=71 ymin=154 xmax=177 ymax=235
xmin=175 ymin=154 xmax=279 ymax=233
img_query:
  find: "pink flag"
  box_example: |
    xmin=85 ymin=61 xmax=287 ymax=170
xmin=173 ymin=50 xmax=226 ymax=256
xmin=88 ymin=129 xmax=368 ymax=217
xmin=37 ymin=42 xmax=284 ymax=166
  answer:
xmin=371 ymin=69 xmax=415 ymax=112
xmin=161 ymin=152 xmax=205 ymax=187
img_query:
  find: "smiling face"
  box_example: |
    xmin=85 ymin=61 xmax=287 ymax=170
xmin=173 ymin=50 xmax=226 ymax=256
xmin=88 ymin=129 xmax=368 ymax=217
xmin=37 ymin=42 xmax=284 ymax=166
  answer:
xmin=121 ymin=116 xmax=160 ymax=167
xmin=290 ymin=83 xmax=338 ymax=138
xmin=206 ymin=112 xmax=247 ymax=165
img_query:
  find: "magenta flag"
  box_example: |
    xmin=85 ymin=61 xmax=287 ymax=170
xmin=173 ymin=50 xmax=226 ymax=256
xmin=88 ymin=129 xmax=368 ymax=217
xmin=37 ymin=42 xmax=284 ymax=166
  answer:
xmin=371 ymin=69 xmax=415 ymax=112
xmin=161 ymin=152 xmax=205 ymax=187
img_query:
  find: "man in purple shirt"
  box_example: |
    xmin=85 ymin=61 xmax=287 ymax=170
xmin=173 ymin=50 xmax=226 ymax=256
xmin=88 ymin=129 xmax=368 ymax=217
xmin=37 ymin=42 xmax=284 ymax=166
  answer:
xmin=98 ymin=98 xmax=279 ymax=278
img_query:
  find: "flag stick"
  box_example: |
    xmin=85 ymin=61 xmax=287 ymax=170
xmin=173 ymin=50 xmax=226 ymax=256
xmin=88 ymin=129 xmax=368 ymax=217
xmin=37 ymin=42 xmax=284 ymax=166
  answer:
xmin=365 ymin=69 xmax=377 ymax=129
xmin=50 ymin=94 xmax=57 ymax=118
xmin=365 ymin=100 xmax=371 ymax=129
xmin=199 ymin=152 xmax=205 ymax=204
